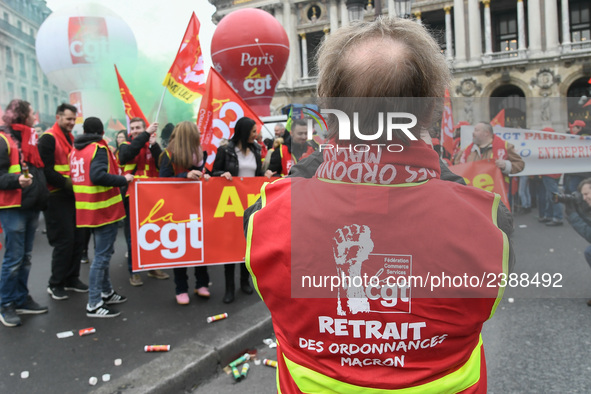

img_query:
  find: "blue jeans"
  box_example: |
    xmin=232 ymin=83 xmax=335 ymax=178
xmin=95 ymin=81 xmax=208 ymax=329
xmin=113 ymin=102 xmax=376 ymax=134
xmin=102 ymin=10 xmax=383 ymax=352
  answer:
xmin=88 ymin=222 xmax=119 ymax=308
xmin=0 ymin=209 xmax=39 ymax=307
xmin=584 ymin=245 xmax=591 ymax=269
xmin=518 ymin=176 xmax=531 ymax=208
xmin=541 ymin=176 xmax=563 ymax=221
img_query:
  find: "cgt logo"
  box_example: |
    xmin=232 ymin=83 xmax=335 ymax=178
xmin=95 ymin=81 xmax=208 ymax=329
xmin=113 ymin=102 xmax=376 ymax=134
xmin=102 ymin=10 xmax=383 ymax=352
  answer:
xmin=137 ymin=199 xmax=204 ymax=260
xmin=243 ymin=68 xmax=272 ymax=95
xmin=308 ymin=109 xmax=418 ymax=153
xmin=68 ymin=17 xmax=108 ymax=64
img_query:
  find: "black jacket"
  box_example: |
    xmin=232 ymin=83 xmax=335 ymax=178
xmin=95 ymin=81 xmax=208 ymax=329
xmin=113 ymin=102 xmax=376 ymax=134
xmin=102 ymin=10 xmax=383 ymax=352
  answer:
xmin=73 ymin=134 xmax=127 ymax=188
xmin=118 ymin=131 xmax=162 ymax=169
xmin=212 ymin=141 xmax=262 ymax=177
xmin=0 ymin=125 xmax=49 ymax=211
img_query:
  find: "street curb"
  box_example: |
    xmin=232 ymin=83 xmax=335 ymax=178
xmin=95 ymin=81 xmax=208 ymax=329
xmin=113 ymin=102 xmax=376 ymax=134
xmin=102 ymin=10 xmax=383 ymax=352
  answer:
xmin=92 ymin=301 xmax=273 ymax=394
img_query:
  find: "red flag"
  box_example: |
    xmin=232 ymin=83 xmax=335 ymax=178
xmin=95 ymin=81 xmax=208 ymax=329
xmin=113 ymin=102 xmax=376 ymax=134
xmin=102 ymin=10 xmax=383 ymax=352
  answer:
xmin=440 ymin=89 xmax=454 ymax=155
xmin=490 ymin=109 xmax=505 ymax=127
xmin=583 ymin=98 xmax=591 ymax=108
xmin=197 ymin=69 xmax=264 ymax=171
xmin=114 ymin=65 xmax=147 ymax=129
xmin=162 ymin=12 xmax=206 ymax=103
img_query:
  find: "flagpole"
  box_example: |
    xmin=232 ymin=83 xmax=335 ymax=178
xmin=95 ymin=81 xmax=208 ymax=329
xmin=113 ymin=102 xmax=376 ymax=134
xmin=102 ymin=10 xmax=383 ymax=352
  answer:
xmin=154 ymin=86 xmax=167 ymax=123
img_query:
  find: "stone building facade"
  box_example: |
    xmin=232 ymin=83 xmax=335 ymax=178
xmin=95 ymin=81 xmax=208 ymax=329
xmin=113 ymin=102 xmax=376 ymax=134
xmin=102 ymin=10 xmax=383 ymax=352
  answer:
xmin=211 ymin=0 xmax=591 ymax=131
xmin=0 ymin=0 xmax=67 ymax=125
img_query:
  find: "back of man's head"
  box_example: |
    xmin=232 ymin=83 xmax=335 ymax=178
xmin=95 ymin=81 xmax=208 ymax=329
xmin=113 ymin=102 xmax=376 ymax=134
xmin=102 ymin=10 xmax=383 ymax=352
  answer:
xmin=315 ymin=17 xmax=450 ymax=142
xmin=83 ymin=117 xmax=104 ymax=135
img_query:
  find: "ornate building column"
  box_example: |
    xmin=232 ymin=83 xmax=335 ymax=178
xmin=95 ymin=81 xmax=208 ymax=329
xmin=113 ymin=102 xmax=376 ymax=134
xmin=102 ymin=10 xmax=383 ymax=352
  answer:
xmin=527 ymin=0 xmax=542 ymax=55
xmin=283 ymin=0 xmax=297 ymax=87
xmin=300 ymin=33 xmax=308 ymax=79
xmin=544 ymin=0 xmax=560 ymax=53
xmin=482 ymin=0 xmax=492 ymax=54
xmin=329 ymin=0 xmax=339 ymax=33
xmin=517 ymin=0 xmax=526 ymax=50
xmin=467 ymin=0 xmax=482 ymax=62
xmin=560 ymin=0 xmax=571 ymax=47
xmin=453 ymin=0 xmax=467 ymax=62
xmin=444 ymin=6 xmax=454 ymax=60
xmin=388 ymin=0 xmax=396 ymax=17
xmin=340 ymin=0 xmax=349 ymax=27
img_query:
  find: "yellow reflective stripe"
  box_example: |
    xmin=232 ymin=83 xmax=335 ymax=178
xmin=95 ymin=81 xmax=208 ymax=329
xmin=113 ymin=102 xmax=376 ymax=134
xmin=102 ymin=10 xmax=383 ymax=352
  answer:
xmin=72 ymin=184 xmax=113 ymax=194
xmin=75 ymin=194 xmax=122 ymax=210
xmin=8 ymin=164 xmax=20 ymax=173
xmin=283 ymin=337 xmax=483 ymax=394
xmin=77 ymin=216 xmax=125 ymax=228
xmin=123 ymin=164 xmax=136 ymax=171
xmin=245 ymin=181 xmax=271 ymax=303
xmin=488 ymin=193 xmax=508 ymax=319
xmin=0 ymin=134 xmax=10 ymax=155
xmin=54 ymin=164 xmax=70 ymax=172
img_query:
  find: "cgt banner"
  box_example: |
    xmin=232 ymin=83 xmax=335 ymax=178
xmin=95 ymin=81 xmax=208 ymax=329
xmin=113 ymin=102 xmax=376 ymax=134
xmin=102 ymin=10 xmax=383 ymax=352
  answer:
xmin=459 ymin=126 xmax=591 ymax=176
xmin=449 ymin=161 xmax=509 ymax=209
xmin=129 ymin=177 xmax=268 ymax=271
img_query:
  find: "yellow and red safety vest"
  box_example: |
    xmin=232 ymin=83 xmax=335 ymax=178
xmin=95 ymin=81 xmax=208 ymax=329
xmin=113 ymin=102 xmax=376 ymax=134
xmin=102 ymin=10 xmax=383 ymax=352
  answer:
xmin=247 ymin=176 xmax=508 ymax=393
xmin=279 ymin=144 xmax=315 ymax=176
xmin=70 ymin=140 xmax=125 ymax=227
xmin=0 ymin=132 xmax=22 ymax=208
xmin=44 ymin=123 xmax=72 ymax=192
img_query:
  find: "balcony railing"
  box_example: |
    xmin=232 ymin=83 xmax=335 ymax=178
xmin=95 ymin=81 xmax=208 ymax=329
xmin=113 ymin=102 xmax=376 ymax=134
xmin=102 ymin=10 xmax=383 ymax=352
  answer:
xmin=571 ymin=40 xmax=591 ymax=51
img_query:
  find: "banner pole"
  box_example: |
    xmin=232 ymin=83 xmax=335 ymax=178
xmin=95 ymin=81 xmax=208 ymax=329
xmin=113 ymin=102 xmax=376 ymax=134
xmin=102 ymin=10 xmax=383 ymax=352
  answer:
xmin=154 ymin=86 xmax=167 ymax=122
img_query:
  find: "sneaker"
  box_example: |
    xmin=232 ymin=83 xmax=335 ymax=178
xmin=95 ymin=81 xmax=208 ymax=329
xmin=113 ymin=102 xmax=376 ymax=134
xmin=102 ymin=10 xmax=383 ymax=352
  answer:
xmin=546 ymin=220 xmax=563 ymax=227
xmin=47 ymin=286 xmax=69 ymax=300
xmin=64 ymin=278 xmax=89 ymax=293
xmin=129 ymin=274 xmax=143 ymax=287
xmin=102 ymin=291 xmax=127 ymax=305
xmin=538 ymin=217 xmax=550 ymax=223
xmin=0 ymin=304 xmax=22 ymax=327
xmin=81 ymin=251 xmax=90 ymax=264
xmin=176 ymin=293 xmax=190 ymax=305
xmin=86 ymin=305 xmax=120 ymax=318
xmin=16 ymin=296 xmax=48 ymax=315
xmin=148 ymin=269 xmax=169 ymax=280
xmin=194 ymin=287 xmax=210 ymax=298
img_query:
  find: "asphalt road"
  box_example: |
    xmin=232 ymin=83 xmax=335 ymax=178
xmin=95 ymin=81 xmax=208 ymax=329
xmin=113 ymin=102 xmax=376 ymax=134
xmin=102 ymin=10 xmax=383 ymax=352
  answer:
xmin=193 ymin=210 xmax=591 ymax=393
xmin=1 ymin=209 xmax=591 ymax=393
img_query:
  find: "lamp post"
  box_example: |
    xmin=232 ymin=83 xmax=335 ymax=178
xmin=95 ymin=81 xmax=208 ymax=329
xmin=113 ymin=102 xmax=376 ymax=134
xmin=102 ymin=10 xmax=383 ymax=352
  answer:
xmin=346 ymin=0 xmax=366 ymax=21
xmin=393 ymin=0 xmax=413 ymax=19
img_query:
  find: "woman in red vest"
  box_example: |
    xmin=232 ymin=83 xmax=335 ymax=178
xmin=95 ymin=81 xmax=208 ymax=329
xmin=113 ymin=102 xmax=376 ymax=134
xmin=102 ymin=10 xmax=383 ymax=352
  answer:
xmin=159 ymin=121 xmax=211 ymax=305
xmin=0 ymin=99 xmax=49 ymax=327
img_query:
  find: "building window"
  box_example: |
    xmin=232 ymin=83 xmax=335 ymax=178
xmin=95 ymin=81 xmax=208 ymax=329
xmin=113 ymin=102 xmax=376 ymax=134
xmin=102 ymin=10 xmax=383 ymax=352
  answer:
xmin=44 ymin=93 xmax=49 ymax=115
xmin=17 ymin=20 xmax=22 ymax=31
xmin=53 ymin=97 xmax=58 ymax=110
xmin=43 ymin=74 xmax=48 ymax=87
xmin=3 ymin=12 xmax=8 ymax=22
xmin=303 ymin=31 xmax=324 ymax=77
xmin=7 ymin=82 xmax=15 ymax=99
xmin=30 ymin=28 xmax=34 ymax=36
xmin=31 ymin=59 xmax=38 ymax=82
xmin=21 ymin=87 xmax=27 ymax=101
xmin=5 ymin=47 xmax=14 ymax=73
xmin=571 ymin=1 xmax=590 ymax=42
xmin=19 ymin=53 xmax=26 ymax=77
xmin=33 ymin=91 xmax=39 ymax=112
xmin=494 ymin=12 xmax=518 ymax=53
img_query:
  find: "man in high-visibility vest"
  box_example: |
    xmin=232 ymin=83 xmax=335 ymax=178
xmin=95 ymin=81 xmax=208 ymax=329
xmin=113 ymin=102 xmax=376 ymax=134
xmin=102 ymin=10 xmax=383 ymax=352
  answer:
xmin=70 ymin=117 xmax=132 ymax=318
xmin=267 ymin=119 xmax=317 ymax=176
xmin=38 ymin=103 xmax=88 ymax=301
xmin=117 ymin=117 xmax=169 ymax=285
xmin=246 ymin=17 xmax=514 ymax=393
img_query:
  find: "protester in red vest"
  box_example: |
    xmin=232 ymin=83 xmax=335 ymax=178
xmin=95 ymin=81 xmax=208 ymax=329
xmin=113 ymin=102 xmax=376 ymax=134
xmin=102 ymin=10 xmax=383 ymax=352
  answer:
xmin=159 ymin=121 xmax=211 ymax=305
xmin=267 ymin=119 xmax=318 ymax=176
xmin=38 ymin=103 xmax=88 ymax=301
xmin=118 ymin=117 xmax=169 ymax=286
xmin=0 ymin=99 xmax=49 ymax=327
xmin=70 ymin=117 xmax=132 ymax=318
xmin=246 ymin=17 xmax=514 ymax=393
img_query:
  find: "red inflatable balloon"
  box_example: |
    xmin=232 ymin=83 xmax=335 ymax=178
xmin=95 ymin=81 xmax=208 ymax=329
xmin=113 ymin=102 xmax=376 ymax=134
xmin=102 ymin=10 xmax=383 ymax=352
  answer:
xmin=211 ymin=9 xmax=289 ymax=117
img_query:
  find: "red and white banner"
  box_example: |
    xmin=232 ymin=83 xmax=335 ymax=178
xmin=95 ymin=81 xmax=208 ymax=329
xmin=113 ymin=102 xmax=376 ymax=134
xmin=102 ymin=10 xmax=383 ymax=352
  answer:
xmin=459 ymin=126 xmax=591 ymax=176
xmin=440 ymin=89 xmax=454 ymax=155
xmin=449 ymin=161 xmax=509 ymax=208
xmin=114 ymin=65 xmax=147 ymax=128
xmin=68 ymin=16 xmax=108 ymax=64
xmin=197 ymin=69 xmax=264 ymax=171
xmin=69 ymin=91 xmax=83 ymax=124
xmin=162 ymin=12 xmax=206 ymax=103
xmin=129 ymin=177 xmax=268 ymax=271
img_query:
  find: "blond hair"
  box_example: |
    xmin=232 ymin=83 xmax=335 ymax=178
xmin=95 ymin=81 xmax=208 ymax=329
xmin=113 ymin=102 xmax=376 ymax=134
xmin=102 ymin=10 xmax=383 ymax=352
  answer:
xmin=165 ymin=121 xmax=203 ymax=170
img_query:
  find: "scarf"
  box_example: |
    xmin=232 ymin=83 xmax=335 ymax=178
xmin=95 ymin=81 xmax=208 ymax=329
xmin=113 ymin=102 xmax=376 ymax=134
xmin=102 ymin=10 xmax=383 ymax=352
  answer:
xmin=315 ymin=140 xmax=441 ymax=185
xmin=10 ymin=123 xmax=44 ymax=168
xmin=47 ymin=122 xmax=73 ymax=154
